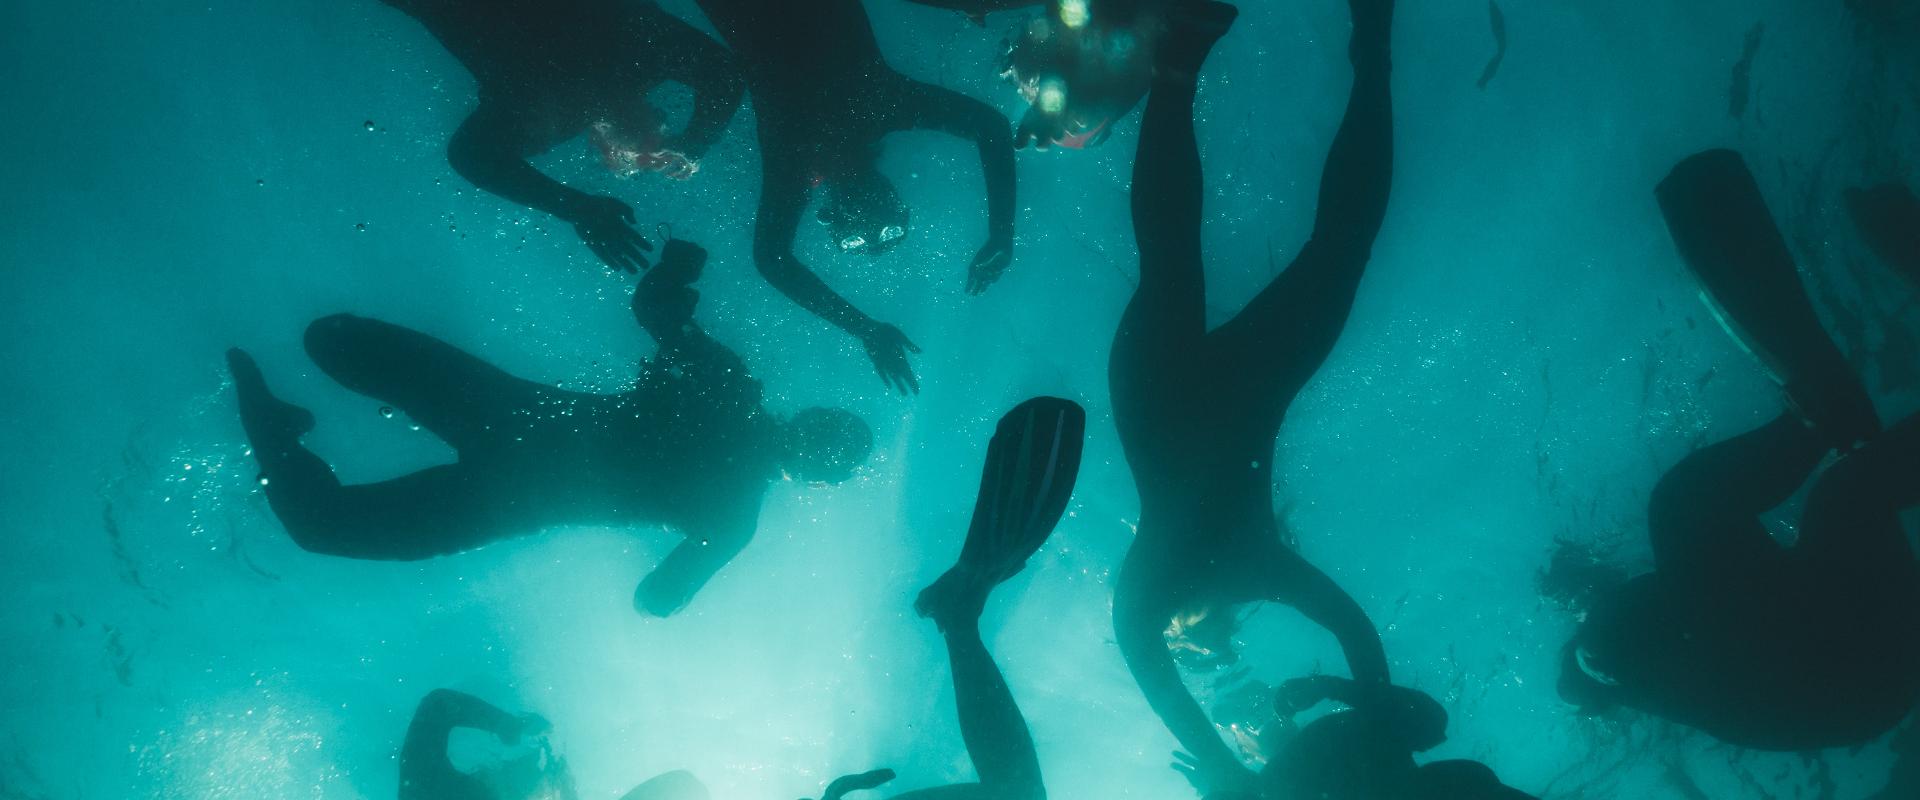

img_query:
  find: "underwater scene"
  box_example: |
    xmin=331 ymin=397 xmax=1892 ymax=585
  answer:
xmin=5 ymin=0 xmax=1920 ymax=798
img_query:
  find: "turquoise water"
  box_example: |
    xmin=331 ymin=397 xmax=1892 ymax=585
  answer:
xmin=3 ymin=1 xmax=1917 ymax=797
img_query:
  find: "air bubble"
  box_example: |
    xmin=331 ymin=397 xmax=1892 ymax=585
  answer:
xmin=379 ymin=406 xmax=394 ymax=419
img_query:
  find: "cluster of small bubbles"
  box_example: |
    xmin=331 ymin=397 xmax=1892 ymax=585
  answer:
xmin=379 ymin=405 xmax=395 ymax=419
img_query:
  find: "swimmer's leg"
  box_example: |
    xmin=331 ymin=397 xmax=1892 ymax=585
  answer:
xmin=904 ymin=400 xmax=1085 ymax=800
xmin=1646 ymin=413 xmax=1824 ymax=576
xmin=1656 ymin=149 xmax=1880 ymax=448
xmin=229 ymin=346 xmax=330 ymax=508
xmin=1800 ymin=412 xmax=1920 ymax=571
xmin=1210 ymin=0 xmax=1393 ymax=404
xmin=915 ymin=397 xmax=1086 ymax=623
xmin=1111 ymin=3 xmax=1239 ymax=397
xmin=304 ymin=314 xmax=543 ymax=453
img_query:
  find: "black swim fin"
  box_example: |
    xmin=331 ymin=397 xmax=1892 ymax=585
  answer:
xmin=1655 ymin=149 xmax=1880 ymax=448
xmin=915 ymin=397 xmax=1087 ymax=627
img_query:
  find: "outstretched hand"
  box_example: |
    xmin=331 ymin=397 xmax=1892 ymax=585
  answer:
xmin=967 ymin=237 xmax=1013 ymax=294
xmin=861 ymin=323 xmax=922 ymax=395
xmin=572 ymin=195 xmax=652 ymax=272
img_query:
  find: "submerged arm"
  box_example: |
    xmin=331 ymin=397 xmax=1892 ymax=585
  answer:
xmin=400 ymin=690 xmax=524 ymax=791
xmin=641 ymin=11 xmax=746 ymax=160
xmin=635 ymin=505 xmax=758 ymax=617
xmin=753 ymin=164 xmax=882 ymax=336
xmin=1271 ymin=555 xmax=1390 ymax=690
xmin=450 ymin=103 xmax=651 ymax=271
xmin=1114 ymin=577 xmax=1256 ymax=794
xmin=897 ymin=81 xmax=1016 ymax=271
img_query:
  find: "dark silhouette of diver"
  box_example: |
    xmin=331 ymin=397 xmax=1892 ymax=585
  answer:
xmin=374 ymin=0 xmax=745 ymax=272
xmin=905 ymin=0 xmax=1163 ymax=150
xmin=401 ymin=688 xmax=709 ymax=800
xmin=1559 ymin=149 xmax=1920 ymax=751
xmin=1107 ymin=0 xmax=1396 ymax=793
xmin=1211 ymin=676 xmax=1535 ymax=800
xmin=688 ymin=0 xmax=1017 ymax=394
xmin=227 ymin=240 xmax=873 ymax=618
xmin=809 ymin=397 xmax=1086 ymax=800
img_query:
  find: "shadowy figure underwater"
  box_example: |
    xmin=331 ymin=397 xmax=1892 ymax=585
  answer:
xmin=1560 ymin=149 xmax=1920 ymax=751
xmin=401 ymin=688 xmax=708 ymax=800
xmin=1107 ymin=0 xmax=1399 ymax=794
xmin=375 ymin=0 xmax=745 ymax=271
xmin=229 ymin=240 xmax=872 ymax=618
xmin=689 ymin=0 xmax=1018 ymax=394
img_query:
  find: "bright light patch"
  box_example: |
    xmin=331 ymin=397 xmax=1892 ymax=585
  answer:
xmin=1038 ymin=79 xmax=1068 ymax=114
xmin=1059 ymin=0 xmax=1090 ymax=29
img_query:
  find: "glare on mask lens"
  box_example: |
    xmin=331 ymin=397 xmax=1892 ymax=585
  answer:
xmin=840 ymin=235 xmax=868 ymax=251
xmin=879 ymin=225 xmax=904 ymax=242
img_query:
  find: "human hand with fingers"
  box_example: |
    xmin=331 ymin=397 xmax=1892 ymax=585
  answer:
xmin=859 ymin=323 xmax=922 ymax=395
xmin=571 ymin=195 xmax=652 ymax=272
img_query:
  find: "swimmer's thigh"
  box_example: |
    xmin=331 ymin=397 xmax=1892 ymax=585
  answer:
xmin=304 ymin=314 xmax=543 ymax=451
xmin=275 ymin=465 xmax=539 ymax=561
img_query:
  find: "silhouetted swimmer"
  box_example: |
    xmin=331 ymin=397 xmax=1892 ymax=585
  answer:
xmin=401 ymin=688 xmax=708 ymax=800
xmin=906 ymin=1 xmax=1166 ymax=150
xmin=1108 ymin=0 xmax=1396 ymax=794
xmin=813 ymin=397 xmax=1086 ymax=800
xmin=228 ymin=240 xmax=872 ymax=618
xmin=1559 ymin=149 xmax=1920 ymax=751
xmin=1845 ymin=182 xmax=1920 ymax=293
xmin=1204 ymin=677 xmax=1535 ymax=800
xmin=689 ymin=0 xmax=1017 ymax=394
xmin=375 ymin=0 xmax=745 ymax=272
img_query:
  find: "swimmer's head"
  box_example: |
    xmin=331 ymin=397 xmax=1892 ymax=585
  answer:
xmin=473 ymin=739 xmax=580 ymax=800
xmin=1166 ymin=602 xmax=1243 ymax=670
xmin=1557 ymin=576 xmax=1678 ymax=714
xmin=819 ymin=170 xmax=909 ymax=256
xmin=778 ymin=407 xmax=874 ymax=485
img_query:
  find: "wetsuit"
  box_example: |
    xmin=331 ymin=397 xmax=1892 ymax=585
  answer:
xmin=1108 ymin=1 xmax=1395 ymax=793
xmin=691 ymin=0 xmax=1016 ymax=392
xmin=400 ymin=689 xmax=709 ymax=800
xmin=1563 ymin=150 xmax=1920 ymax=750
xmin=1259 ymin=678 xmax=1536 ymax=800
xmin=379 ymin=0 xmax=744 ymax=270
xmin=231 ymin=244 xmax=846 ymax=618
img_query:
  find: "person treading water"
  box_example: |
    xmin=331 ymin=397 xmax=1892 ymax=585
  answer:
xmin=1558 ymin=149 xmax=1920 ymax=751
xmin=400 ymin=688 xmax=708 ymax=800
xmin=1106 ymin=0 xmax=1398 ymax=794
xmin=806 ymin=396 xmax=1086 ymax=800
xmin=374 ymin=0 xmax=745 ymax=271
xmin=227 ymin=239 xmax=873 ymax=618
xmin=689 ymin=0 xmax=1018 ymax=394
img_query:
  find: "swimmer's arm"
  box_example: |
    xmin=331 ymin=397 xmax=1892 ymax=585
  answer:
xmin=643 ymin=15 xmax=746 ymax=159
xmin=400 ymin=690 xmax=519 ymax=782
xmin=635 ymin=511 xmax=756 ymax=618
xmin=752 ymin=166 xmax=884 ymax=338
xmin=448 ymin=105 xmax=600 ymax=223
xmin=1271 ymin=558 xmax=1391 ymax=690
xmin=1114 ymin=585 xmax=1255 ymax=790
xmin=899 ymin=83 xmax=1015 ymax=246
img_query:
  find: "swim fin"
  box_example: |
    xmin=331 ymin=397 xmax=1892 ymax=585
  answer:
xmin=1655 ymin=149 xmax=1880 ymax=448
xmin=1845 ymin=183 xmax=1920 ymax=294
xmin=915 ymin=397 xmax=1087 ymax=627
xmin=820 ymin=769 xmax=895 ymax=800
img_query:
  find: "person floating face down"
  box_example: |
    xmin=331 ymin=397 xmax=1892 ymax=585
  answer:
xmin=1193 ymin=677 xmax=1536 ymax=800
xmin=400 ymin=688 xmax=709 ymax=800
xmin=1559 ymin=149 xmax=1920 ymax=752
xmin=689 ymin=0 xmax=1018 ymax=395
xmin=226 ymin=239 xmax=874 ymax=618
xmin=803 ymin=397 xmax=1087 ymax=800
xmin=1107 ymin=0 xmax=1398 ymax=795
xmin=902 ymin=0 xmax=1180 ymax=150
xmin=375 ymin=0 xmax=746 ymax=272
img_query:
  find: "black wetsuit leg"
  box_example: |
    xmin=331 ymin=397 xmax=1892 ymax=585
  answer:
xmin=1645 ymin=414 xmax=1826 ymax=576
xmin=303 ymin=314 xmax=543 ymax=452
xmin=1206 ymin=0 xmax=1394 ymax=406
xmin=885 ymin=616 xmax=1046 ymax=800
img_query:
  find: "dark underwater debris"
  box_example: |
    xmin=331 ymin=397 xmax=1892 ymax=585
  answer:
xmin=102 ymin=625 xmax=134 ymax=687
xmin=1537 ymin=537 xmax=1627 ymax=615
xmin=1476 ymin=1 xmax=1507 ymax=90
xmin=101 ymin=501 xmax=167 ymax=609
xmin=1728 ymin=22 xmax=1765 ymax=120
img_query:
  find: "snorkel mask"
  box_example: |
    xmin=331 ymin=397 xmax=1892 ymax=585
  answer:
xmin=998 ymin=5 xmax=1140 ymax=149
xmin=817 ymin=176 xmax=909 ymax=256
